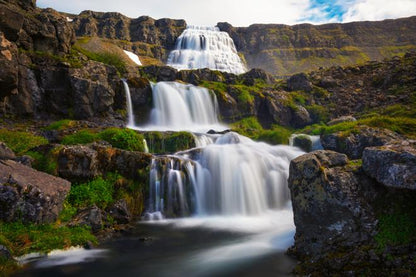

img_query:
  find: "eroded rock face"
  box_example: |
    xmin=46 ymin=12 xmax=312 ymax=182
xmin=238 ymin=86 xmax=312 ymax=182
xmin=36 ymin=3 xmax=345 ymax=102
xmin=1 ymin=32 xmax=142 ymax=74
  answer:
xmin=321 ymin=127 xmax=401 ymax=159
xmin=58 ymin=143 xmax=152 ymax=182
xmin=363 ymin=140 xmax=416 ymax=190
xmin=288 ymin=151 xmax=378 ymax=260
xmin=0 ymin=159 xmax=70 ymax=223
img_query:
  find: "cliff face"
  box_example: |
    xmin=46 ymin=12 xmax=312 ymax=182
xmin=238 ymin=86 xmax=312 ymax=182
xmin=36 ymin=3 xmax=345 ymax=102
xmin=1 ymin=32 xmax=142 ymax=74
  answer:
xmin=71 ymin=11 xmax=186 ymax=61
xmin=218 ymin=17 xmax=416 ymax=75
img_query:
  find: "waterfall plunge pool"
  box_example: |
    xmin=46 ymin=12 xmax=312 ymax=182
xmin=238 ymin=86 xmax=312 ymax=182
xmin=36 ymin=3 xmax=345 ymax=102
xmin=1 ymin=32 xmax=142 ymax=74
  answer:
xmin=16 ymin=213 xmax=296 ymax=277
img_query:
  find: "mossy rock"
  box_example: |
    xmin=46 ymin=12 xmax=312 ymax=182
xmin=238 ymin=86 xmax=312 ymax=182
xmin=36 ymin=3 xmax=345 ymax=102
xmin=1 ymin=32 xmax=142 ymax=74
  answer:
xmin=143 ymin=131 xmax=195 ymax=154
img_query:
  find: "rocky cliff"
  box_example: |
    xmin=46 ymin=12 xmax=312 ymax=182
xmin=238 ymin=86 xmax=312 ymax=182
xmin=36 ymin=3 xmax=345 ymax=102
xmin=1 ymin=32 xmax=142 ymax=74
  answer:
xmin=218 ymin=17 xmax=416 ymax=75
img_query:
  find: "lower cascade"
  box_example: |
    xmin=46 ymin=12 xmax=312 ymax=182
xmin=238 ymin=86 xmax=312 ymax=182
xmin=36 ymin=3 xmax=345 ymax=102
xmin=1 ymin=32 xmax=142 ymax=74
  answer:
xmin=144 ymin=132 xmax=304 ymax=219
xmin=166 ymin=25 xmax=247 ymax=75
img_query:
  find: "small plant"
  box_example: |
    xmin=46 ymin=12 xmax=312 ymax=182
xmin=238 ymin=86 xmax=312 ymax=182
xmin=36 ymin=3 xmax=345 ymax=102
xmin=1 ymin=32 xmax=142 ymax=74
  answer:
xmin=375 ymin=213 xmax=416 ymax=251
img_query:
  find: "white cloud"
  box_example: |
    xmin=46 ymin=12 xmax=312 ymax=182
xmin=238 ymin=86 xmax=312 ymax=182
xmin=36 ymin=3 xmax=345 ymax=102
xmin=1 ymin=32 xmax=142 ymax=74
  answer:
xmin=36 ymin=0 xmax=416 ymax=26
xmin=37 ymin=0 xmax=312 ymax=27
xmin=342 ymin=0 xmax=416 ymax=22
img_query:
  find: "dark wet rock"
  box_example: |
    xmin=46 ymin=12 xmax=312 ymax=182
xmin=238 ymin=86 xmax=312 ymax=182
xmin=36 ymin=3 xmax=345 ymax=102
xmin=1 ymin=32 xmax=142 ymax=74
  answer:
xmin=0 ymin=245 xmax=12 ymax=260
xmin=288 ymin=150 xmax=379 ymax=268
xmin=0 ymin=31 xmax=19 ymax=98
xmin=321 ymin=127 xmax=401 ymax=159
xmin=16 ymin=155 xmax=34 ymax=167
xmin=287 ymin=73 xmax=312 ymax=92
xmin=107 ymin=199 xmax=131 ymax=224
xmin=140 ymin=65 xmax=178 ymax=82
xmin=0 ymin=159 xmax=70 ymax=223
xmin=363 ymin=140 xmax=416 ymax=190
xmin=327 ymin=115 xmax=357 ymax=126
xmin=70 ymin=205 xmax=104 ymax=232
xmin=0 ymin=142 xmax=15 ymax=160
xmin=290 ymin=105 xmax=312 ymax=128
xmin=292 ymin=135 xmax=312 ymax=152
xmin=58 ymin=145 xmax=100 ymax=181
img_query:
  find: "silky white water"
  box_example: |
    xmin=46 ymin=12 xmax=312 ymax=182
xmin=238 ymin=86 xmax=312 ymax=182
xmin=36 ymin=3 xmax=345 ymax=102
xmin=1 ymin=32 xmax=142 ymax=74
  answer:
xmin=167 ymin=26 xmax=247 ymax=74
xmin=122 ymin=79 xmax=135 ymax=127
xmin=128 ymin=81 xmax=228 ymax=132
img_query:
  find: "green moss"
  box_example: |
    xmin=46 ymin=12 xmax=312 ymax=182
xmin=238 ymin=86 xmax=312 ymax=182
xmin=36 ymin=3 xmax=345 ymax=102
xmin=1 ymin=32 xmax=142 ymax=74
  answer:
xmin=98 ymin=128 xmax=145 ymax=152
xmin=0 ymin=130 xmax=48 ymax=155
xmin=143 ymin=131 xmax=195 ymax=154
xmin=61 ymin=130 xmax=98 ymax=145
xmin=0 ymin=222 xmax=96 ymax=257
xmin=256 ymin=126 xmax=292 ymax=145
xmin=231 ymin=117 xmax=263 ymax=137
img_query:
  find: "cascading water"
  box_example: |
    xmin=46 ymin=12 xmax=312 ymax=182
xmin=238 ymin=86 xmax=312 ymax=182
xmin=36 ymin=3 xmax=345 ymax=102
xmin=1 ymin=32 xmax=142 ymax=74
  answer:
xmin=122 ymin=79 xmax=135 ymax=127
xmin=167 ymin=26 xmax=247 ymax=75
xmin=132 ymin=81 xmax=228 ymax=132
xmin=145 ymin=132 xmax=303 ymax=219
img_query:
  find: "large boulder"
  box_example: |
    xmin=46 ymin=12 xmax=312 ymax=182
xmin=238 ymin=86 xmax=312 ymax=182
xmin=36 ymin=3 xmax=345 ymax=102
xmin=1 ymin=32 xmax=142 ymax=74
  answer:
xmin=0 ymin=159 xmax=71 ymax=223
xmin=321 ymin=127 xmax=401 ymax=159
xmin=363 ymin=140 xmax=416 ymax=190
xmin=287 ymin=73 xmax=312 ymax=92
xmin=288 ymin=151 xmax=379 ymax=269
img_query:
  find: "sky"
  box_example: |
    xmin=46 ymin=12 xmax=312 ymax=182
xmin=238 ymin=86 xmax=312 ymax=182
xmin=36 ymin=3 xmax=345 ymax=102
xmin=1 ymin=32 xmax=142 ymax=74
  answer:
xmin=37 ymin=0 xmax=416 ymax=27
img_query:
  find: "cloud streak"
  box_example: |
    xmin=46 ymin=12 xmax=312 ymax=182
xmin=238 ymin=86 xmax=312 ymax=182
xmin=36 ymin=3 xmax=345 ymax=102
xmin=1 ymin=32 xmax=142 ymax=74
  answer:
xmin=37 ymin=0 xmax=416 ymax=27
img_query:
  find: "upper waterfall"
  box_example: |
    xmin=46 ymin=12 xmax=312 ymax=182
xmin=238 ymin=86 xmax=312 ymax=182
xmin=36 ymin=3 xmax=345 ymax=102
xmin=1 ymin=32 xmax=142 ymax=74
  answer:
xmin=167 ymin=26 xmax=247 ymax=75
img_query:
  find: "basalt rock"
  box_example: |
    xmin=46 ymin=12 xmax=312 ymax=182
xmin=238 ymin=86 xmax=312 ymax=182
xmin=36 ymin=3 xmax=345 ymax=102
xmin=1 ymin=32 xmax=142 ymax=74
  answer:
xmin=70 ymin=205 xmax=104 ymax=232
xmin=321 ymin=127 xmax=402 ymax=159
xmin=287 ymin=73 xmax=312 ymax=92
xmin=0 ymin=142 xmax=15 ymax=160
xmin=288 ymin=150 xmax=380 ymax=271
xmin=363 ymin=140 xmax=416 ymax=190
xmin=0 ymin=159 xmax=70 ymax=223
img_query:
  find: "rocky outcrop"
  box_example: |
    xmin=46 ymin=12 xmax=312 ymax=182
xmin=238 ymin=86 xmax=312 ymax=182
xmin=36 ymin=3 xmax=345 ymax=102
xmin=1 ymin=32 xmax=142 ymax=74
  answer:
xmin=58 ymin=143 xmax=152 ymax=182
xmin=363 ymin=140 xmax=416 ymax=190
xmin=321 ymin=127 xmax=402 ymax=159
xmin=0 ymin=142 xmax=15 ymax=160
xmin=327 ymin=115 xmax=357 ymax=126
xmin=288 ymin=150 xmax=380 ymax=272
xmin=0 ymin=159 xmax=71 ymax=223
xmin=72 ymin=12 xmax=186 ymax=61
xmin=218 ymin=17 xmax=416 ymax=75
xmin=287 ymin=73 xmax=312 ymax=92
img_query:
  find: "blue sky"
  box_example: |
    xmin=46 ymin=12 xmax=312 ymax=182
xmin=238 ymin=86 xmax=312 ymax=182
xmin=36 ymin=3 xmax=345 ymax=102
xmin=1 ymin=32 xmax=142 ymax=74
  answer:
xmin=37 ymin=0 xmax=416 ymax=26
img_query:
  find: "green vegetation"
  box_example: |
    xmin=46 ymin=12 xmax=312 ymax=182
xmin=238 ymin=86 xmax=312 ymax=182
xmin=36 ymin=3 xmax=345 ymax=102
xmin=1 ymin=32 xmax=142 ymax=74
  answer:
xmin=60 ymin=128 xmax=146 ymax=152
xmin=144 ymin=131 xmax=195 ymax=154
xmin=0 ymin=130 xmax=48 ymax=155
xmin=45 ymin=119 xmax=76 ymax=131
xmin=98 ymin=128 xmax=145 ymax=152
xmin=73 ymin=44 xmax=127 ymax=73
xmin=300 ymin=116 xmax=416 ymax=138
xmin=26 ymin=148 xmax=59 ymax=175
xmin=231 ymin=117 xmax=292 ymax=145
xmin=375 ymin=213 xmax=416 ymax=251
xmin=61 ymin=129 xmax=97 ymax=145
xmin=68 ymin=177 xmax=115 ymax=210
xmin=0 ymin=222 xmax=96 ymax=257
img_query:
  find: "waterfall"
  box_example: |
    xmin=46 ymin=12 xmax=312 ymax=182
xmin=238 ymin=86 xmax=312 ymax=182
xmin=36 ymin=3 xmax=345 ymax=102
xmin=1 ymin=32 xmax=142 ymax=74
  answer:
xmin=137 ymin=81 xmax=227 ymax=132
xmin=167 ymin=26 xmax=247 ymax=75
xmin=122 ymin=79 xmax=135 ymax=127
xmin=144 ymin=132 xmax=304 ymax=219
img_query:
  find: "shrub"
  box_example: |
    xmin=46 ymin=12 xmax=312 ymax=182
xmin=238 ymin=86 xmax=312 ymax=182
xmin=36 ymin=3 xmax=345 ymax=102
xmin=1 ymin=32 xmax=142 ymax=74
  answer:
xmin=61 ymin=130 xmax=98 ymax=145
xmin=0 ymin=130 xmax=48 ymax=155
xmin=99 ymin=128 xmax=145 ymax=151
